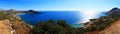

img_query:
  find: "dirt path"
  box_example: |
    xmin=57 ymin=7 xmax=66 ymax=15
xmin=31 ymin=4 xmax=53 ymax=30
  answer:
xmin=99 ymin=19 xmax=120 ymax=34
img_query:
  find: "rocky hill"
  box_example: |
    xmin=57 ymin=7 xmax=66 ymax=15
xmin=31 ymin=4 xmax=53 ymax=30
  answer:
xmin=106 ymin=7 xmax=120 ymax=15
xmin=0 ymin=11 xmax=31 ymax=34
xmin=99 ymin=19 xmax=120 ymax=34
xmin=84 ymin=7 xmax=120 ymax=34
xmin=0 ymin=19 xmax=13 ymax=34
xmin=98 ymin=8 xmax=120 ymax=34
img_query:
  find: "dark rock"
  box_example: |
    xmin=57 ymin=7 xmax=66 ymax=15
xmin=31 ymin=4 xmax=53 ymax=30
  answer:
xmin=106 ymin=7 xmax=120 ymax=15
xmin=25 ymin=10 xmax=42 ymax=14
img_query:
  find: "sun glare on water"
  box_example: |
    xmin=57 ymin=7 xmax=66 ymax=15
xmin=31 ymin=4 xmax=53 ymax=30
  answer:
xmin=78 ymin=10 xmax=100 ymax=23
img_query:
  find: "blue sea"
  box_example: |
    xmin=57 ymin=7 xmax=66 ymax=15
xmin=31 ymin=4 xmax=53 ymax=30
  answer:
xmin=18 ymin=11 xmax=106 ymax=28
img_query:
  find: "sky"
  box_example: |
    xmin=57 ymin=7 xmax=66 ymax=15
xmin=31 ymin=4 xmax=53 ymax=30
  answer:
xmin=0 ymin=0 xmax=120 ymax=23
xmin=0 ymin=0 xmax=120 ymax=11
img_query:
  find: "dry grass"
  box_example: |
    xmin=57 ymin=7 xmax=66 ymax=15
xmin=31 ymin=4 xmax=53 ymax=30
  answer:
xmin=99 ymin=19 xmax=120 ymax=34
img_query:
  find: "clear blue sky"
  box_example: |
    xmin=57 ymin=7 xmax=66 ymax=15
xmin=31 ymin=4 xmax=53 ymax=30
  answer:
xmin=0 ymin=0 xmax=120 ymax=11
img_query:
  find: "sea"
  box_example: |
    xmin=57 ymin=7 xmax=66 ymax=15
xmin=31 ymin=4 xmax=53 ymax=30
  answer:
xmin=18 ymin=11 xmax=106 ymax=28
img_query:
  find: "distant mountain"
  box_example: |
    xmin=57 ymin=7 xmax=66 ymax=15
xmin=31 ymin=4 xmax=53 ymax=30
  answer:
xmin=0 ymin=8 xmax=5 ymax=11
xmin=0 ymin=8 xmax=11 ymax=12
xmin=25 ymin=10 xmax=42 ymax=14
xmin=106 ymin=7 xmax=120 ymax=15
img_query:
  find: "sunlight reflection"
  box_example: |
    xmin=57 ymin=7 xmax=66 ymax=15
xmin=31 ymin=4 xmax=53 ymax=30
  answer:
xmin=80 ymin=10 xmax=99 ymax=23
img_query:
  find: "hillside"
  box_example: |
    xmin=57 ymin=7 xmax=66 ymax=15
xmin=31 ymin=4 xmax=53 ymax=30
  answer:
xmin=99 ymin=19 xmax=120 ymax=34
xmin=0 ymin=19 xmax=13 ymax=34
xmin=83 ymin=7 xmax=120 ymax=34
xmin=0 ymin=11 xmax=31 ymax=34
xmin=99 ymin=8 xmax=120 ymax=34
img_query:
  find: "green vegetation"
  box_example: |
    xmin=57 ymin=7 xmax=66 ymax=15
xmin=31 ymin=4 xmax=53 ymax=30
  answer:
xmin=0 ymin=11 xmax=18 ymax=22
xmin=0 ymin=12 xmax=11 ymax=20
xmin=31 ymin=20 xmax=85 ymax=34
